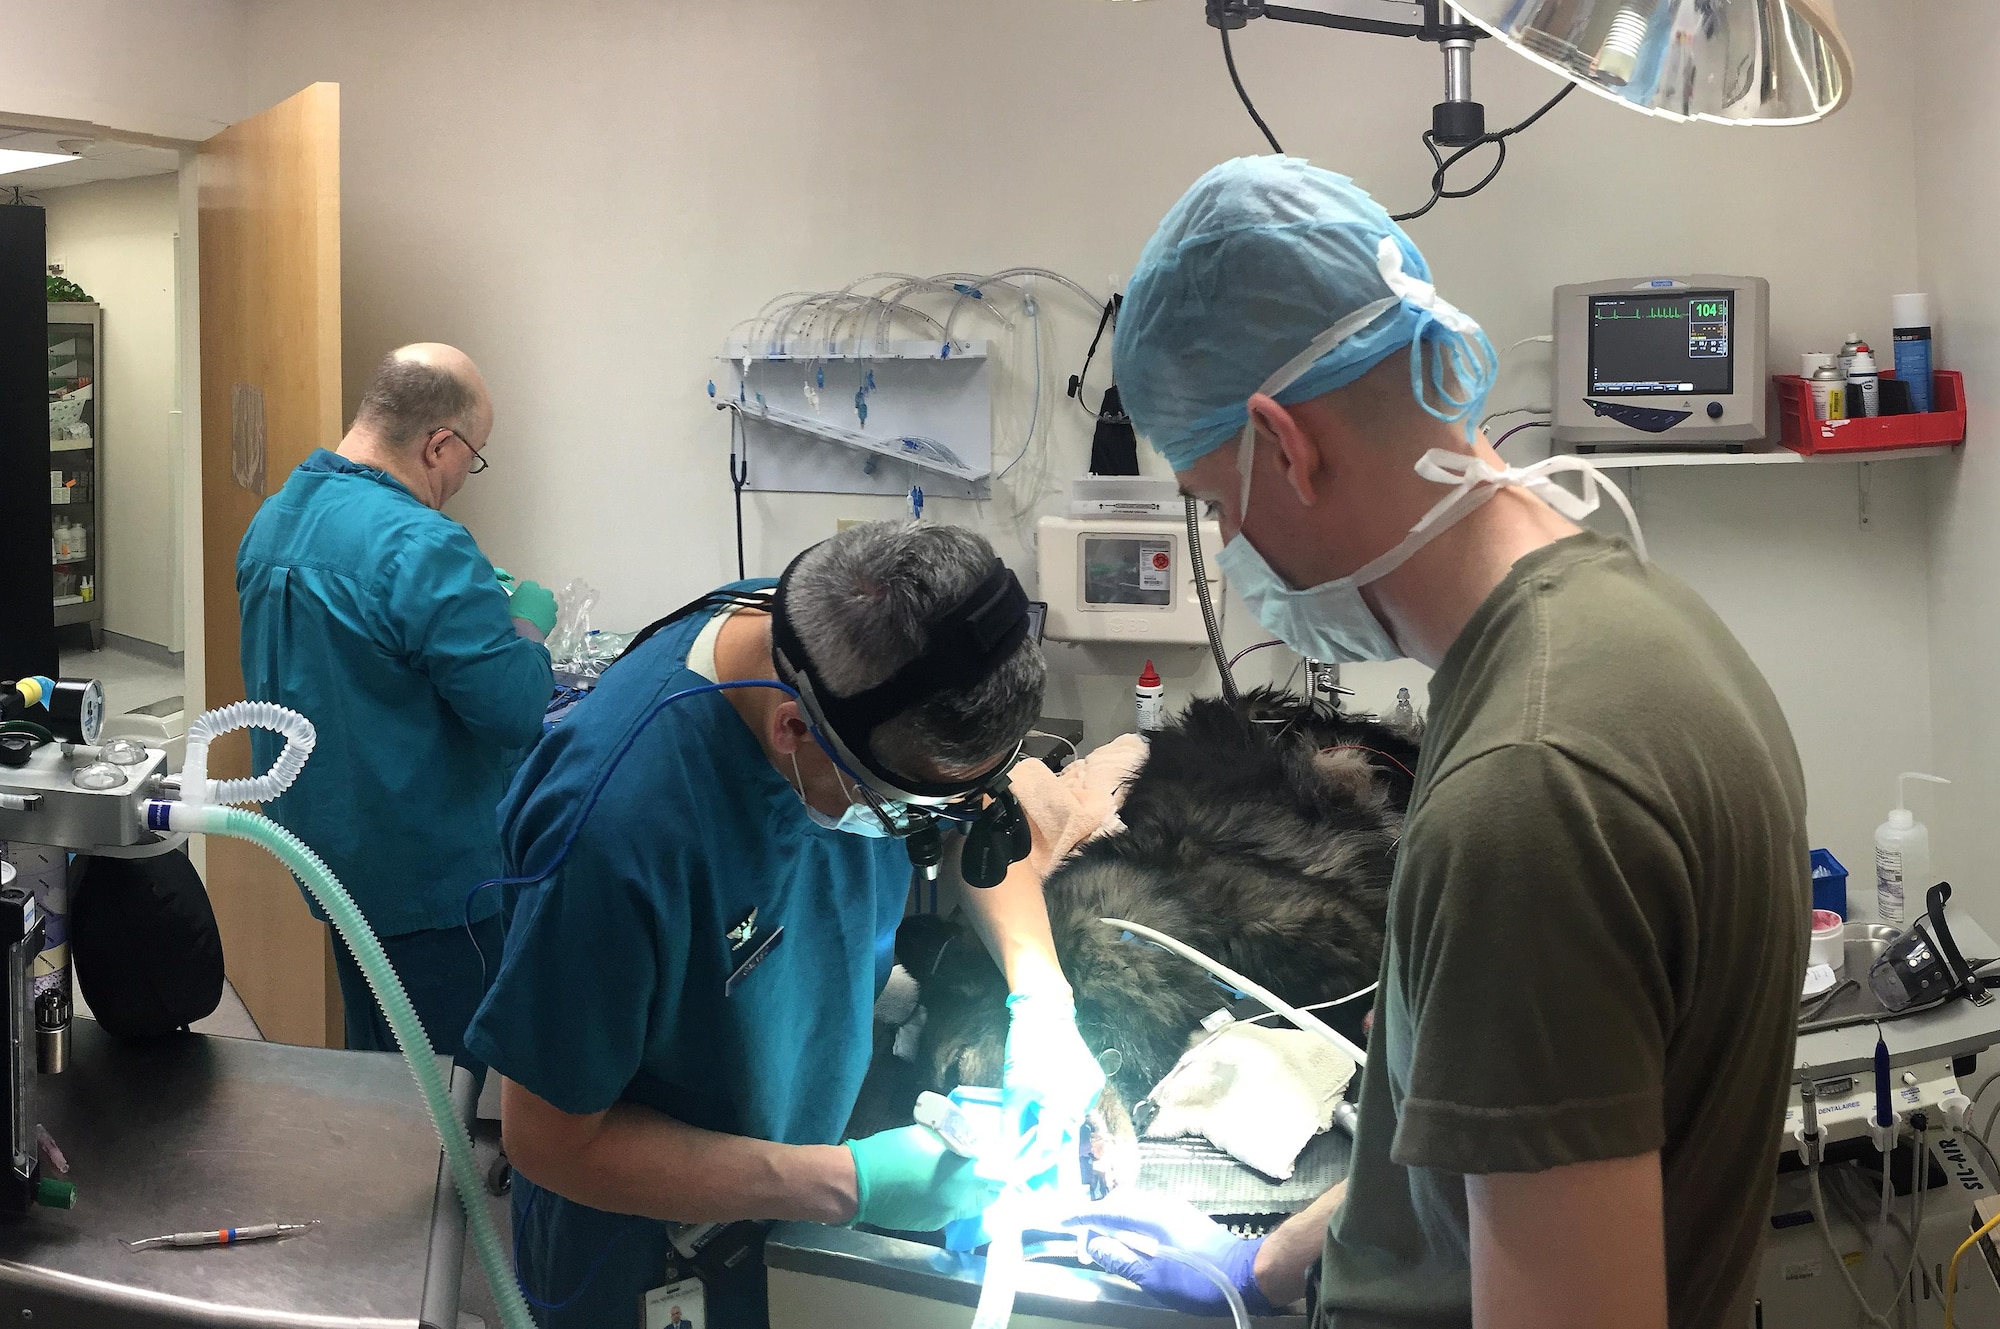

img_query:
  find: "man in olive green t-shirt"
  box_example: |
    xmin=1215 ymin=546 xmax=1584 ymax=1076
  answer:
xmin=1079 ymin=157 xmax=1808 ymax=1329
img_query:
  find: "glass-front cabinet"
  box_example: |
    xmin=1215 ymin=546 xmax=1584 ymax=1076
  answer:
xmin=47 ymin=303 xmax=100 ymax=647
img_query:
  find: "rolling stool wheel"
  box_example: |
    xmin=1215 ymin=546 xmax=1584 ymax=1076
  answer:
xmin=487 ymin=1151 xmax=512 ymax=1196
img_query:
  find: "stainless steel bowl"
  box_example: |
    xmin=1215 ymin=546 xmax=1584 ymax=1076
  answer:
xmin=1798 ymin=922 xmax=1905 ymax=1033
xmin=1838 ymin=922 xmax=1901 ymax=974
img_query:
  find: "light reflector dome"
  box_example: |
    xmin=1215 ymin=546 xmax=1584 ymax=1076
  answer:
xmin=1454 ymin=0 xmax=1850 ymax=125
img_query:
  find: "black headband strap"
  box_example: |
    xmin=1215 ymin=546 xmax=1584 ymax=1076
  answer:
xmin=770 ymin=549 xmax=1030 ymax=789
xmin=833 ymin=559 xmax=1028 ymax=739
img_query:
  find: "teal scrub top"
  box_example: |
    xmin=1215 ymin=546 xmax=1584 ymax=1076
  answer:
xmin=236 ymin=449 xmax=552 ymax=935
xmin=464 ymin=588 xmax=910 ymax=1326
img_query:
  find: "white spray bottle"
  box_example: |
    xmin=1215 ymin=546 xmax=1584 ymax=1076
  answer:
xmin=1876 ymin=772 xmax=1949 ymax=926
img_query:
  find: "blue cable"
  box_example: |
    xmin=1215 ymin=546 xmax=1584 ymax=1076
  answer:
xmin=471 ymin=672 xmax=990 ymax=1309
xmin=511 ymin=1186 xmax=650 ymax=1313
xmin=463 ymin=673 xmax=965 ymax=983
xmin=464 ymin=679 xmax=800 ymax=985
xmin=470 ymin=678 xmax=813 ymax=1310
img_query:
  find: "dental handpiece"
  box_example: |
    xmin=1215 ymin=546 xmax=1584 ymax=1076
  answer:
xmin=128 ymin=1221 xmax=319 ymax=1251
xmin=914 ymin=1090 xmax=984 ymax=1158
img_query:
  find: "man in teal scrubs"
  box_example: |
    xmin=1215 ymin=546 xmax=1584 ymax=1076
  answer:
xmin=238 ymin=344 xmax=557 ymax=1075
xmin=468 ymin=520 xmax=1105 ymax=1327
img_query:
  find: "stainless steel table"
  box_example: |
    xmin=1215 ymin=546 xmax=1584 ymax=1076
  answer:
xmin=0 ymin=1018 xmax=471 ymax=1328
xmin=1795 ymin=906 xmax=2000 ymax=1079
xmin=766 ymin=1222 xmax=1307 ymax=1327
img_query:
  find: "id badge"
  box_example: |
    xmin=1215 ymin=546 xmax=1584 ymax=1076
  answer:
xmin=643 ymin=1274 xmax=706 ymax=1329
xmin=724 ymin=923 xmax=784 ymax=997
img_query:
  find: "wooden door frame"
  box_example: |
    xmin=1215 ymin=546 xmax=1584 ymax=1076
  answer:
xmin=0 ymin=101 xmax=343 ymax=1044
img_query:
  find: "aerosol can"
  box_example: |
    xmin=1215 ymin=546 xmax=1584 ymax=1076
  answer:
xmin=1846 ymin=344 xmax=1881 ymax=418
xmin=1839 ymin=332 xmax=1867 ymax=380
xmin=1809 ymin=364 xmax=1847 ymax=422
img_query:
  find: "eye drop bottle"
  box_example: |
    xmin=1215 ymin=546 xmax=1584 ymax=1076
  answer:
xmin=1135 ymin=660 xmax=1164 ymax=733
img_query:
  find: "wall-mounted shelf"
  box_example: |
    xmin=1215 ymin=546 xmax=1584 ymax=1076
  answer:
xmin=712 ymin=338 xmax=994 ymax=500
xmin=722 ymin=396 xmax=982 ymax=482
xmin=1570 ymin=444 xmax=1957 ymax=470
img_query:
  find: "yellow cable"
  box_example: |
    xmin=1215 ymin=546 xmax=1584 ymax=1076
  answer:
xmin=1946 ymin=1205 xmax=2000 ymax=1329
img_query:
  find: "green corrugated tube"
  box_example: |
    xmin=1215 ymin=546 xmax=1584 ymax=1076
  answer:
xmin=179 ymin=802 xmax=534 ymax=1329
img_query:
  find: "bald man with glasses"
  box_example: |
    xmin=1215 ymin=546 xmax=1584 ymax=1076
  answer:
xmin=236 ymin=343 xmax=555 ymax=1075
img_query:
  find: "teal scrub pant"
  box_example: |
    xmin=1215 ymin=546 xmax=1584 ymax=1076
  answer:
xmin=512 ymin=1174 xmax=772 ymax=1328
xmin=331 ymin=915 xmax=503 ymax=1083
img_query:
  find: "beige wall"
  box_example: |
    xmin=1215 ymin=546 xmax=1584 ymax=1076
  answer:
xmin=232 ymin=0 xmax=1937 ymax=887
xmin=1916 ymin=0 xmax=2000 ymax=928
xmin=42 ymin=173 xmax=184 ymax=654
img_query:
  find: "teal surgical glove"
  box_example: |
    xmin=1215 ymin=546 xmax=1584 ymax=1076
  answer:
xmin=507 ymin=579 xmax=557 ymax=637
xmin=845 ymin=1125 xmax=1001 ymax=1233
xmin=493 ymin=567 xmax=518 ymax=593
xmin=993 ymin=990 xmax=1105 ymax=1183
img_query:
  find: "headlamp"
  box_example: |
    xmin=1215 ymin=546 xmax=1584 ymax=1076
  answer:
xmin=620 ymin=551 xmax=1039 ymax=889
xmin=771 ymin=551 xmax=1036 ymax=889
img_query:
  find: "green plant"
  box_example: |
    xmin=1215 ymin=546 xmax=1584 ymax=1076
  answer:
xmin=46 ymin=273 xmax=91 ymax=304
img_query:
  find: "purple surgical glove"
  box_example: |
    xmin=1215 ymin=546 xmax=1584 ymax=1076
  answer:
xmin=1064 ymin=1193 xmax=1276 ymax=1317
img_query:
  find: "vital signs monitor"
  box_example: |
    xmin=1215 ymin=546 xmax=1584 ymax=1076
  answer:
xmin=1552 ymin=276 xmax=1770 ymax=449
xmin=1036 ymin=514 xmax=1222 ymax=645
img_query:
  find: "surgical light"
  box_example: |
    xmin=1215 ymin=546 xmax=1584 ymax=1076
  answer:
xmin=1116 ymin=1 xmax=1851 ymax=218
xmin=1455 ymin=0 xmax=1850 ymax=126
xmin=1183 ymin=2 xmax=1849 ymax=132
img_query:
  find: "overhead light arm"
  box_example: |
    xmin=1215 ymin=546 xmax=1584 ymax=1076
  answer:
xmin=1243 ymin=4 xmax=1422 ymax=40
xmin=1206 ymin=1 xmax=1491 ymax=146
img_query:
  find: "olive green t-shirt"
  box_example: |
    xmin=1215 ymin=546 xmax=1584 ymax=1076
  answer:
xmin=1314 ymin=532 xmax=1808 ymax=1329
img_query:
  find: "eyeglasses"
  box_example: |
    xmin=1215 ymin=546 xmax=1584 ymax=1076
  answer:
xmin=432 ymin=427 xmax=489 ymax=474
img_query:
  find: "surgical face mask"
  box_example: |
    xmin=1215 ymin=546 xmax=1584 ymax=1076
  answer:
xmin=790 ymin=750 xmax=896 ymax=837
xmin=1223 ymin=448 xmax=1646 ymax=663
xmin=1219 ymin=243 xmax=1644 ymax=662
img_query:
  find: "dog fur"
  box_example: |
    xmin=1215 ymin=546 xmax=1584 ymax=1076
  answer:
xmin=891 ymin=688 xmax=1420 ymax=1116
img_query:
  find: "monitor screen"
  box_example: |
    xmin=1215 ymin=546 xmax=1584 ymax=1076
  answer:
xmin=1587 ymin=290 xmax=1735 ymax=396
xmin=1081 ymin=535 xmax=1173 ymax=609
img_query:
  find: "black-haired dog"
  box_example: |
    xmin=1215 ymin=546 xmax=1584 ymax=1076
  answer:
xmin=870 ymin=689 xmax=1419 ymax=1177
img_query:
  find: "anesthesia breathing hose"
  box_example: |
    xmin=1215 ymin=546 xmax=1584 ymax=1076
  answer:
xmin=148 ymin=703 xmax=536 ymax=1329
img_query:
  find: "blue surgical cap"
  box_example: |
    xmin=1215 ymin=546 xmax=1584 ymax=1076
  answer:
xmin=1115 ymin=156 xmax=1495 ymax=472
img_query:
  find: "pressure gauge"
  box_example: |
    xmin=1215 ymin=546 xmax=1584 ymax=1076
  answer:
xmin=47 ymin=679 xmax=104 ymax=745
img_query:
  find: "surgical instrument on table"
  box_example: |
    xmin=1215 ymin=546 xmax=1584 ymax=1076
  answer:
xmin=128 ymin=1221 xmax=319 ymax=1251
